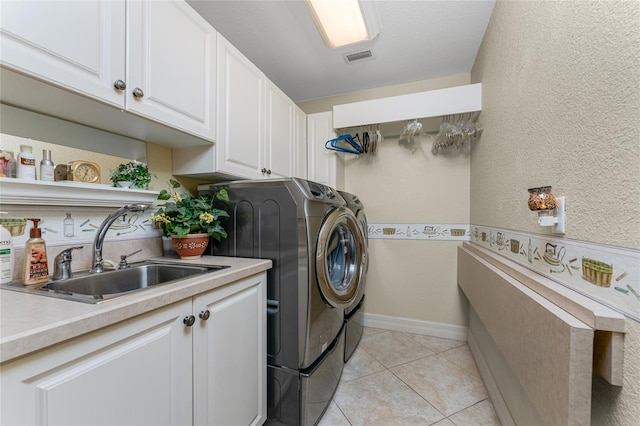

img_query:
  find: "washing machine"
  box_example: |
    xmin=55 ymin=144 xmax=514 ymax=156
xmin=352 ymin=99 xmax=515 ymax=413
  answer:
xmin=200 ymin=178 xmax=367 ymax=425
xmin=338 ymin=191 xmax=369 ymax=362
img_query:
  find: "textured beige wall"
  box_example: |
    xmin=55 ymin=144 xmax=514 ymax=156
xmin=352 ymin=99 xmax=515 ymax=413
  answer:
xmin=470 ymin=1 xmax=640 ymax=424
xmin=301 ymin=73 xmax=471 ymax=326
xmin=470 ymin=1 xmax=640 ymax=249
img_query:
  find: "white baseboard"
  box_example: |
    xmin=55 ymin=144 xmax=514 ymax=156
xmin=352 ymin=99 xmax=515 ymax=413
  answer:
xmin=467 ymin=331 xmax=515 ymax=426
xmin=362 ymin=313 xmax=468 ymax=341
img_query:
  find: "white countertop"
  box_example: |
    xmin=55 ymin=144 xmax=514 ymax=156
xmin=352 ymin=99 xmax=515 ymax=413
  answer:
xmin=0 ymin=256 xmax=272 ymax=364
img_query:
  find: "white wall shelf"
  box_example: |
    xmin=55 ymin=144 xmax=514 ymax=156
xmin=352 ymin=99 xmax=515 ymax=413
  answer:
xmin=0 ymin=178 xmax=159 ymax=207
xmin=332 ymin=83 xmax=482 ymax=129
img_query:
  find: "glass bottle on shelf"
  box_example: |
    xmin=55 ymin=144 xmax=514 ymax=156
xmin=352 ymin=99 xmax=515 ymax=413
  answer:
xmin=63 ymin=212 xmax=74 ymax=237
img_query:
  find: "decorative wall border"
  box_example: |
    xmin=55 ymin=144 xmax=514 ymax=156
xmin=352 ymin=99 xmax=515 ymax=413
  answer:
xmin=1 ymin=207 xmax=161 ymax=248
xmin=368 ymin=223 xmax=470 ymax=241
xmin=470 ymin=226 xmax=640 ymax=322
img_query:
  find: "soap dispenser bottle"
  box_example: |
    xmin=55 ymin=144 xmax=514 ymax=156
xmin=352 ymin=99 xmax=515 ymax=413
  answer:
xmin=0 ymin=213 xmax=14 ymax=284
xmin=23 ymin=218 xmax=49 ymax=287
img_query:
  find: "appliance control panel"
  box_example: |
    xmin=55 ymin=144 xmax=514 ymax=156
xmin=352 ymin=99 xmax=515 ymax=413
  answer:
xmin=306 ymin=181 xmax=337 ymax=200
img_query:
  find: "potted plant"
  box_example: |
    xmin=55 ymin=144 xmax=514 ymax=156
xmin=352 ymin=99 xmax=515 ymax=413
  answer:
xmin=150 ymin=179 xmax=229 ymax=259
xmin=109 ymin=161 xmax=152 ymax=189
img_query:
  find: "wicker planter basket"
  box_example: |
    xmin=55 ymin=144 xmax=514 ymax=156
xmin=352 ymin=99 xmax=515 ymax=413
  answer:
xmin=0 ymin=218 xmax=26 ymax=236
xmin=450 ymin=228 xmax=466 ymax=237
xmin=582 ymin=258 xmax=613 ymax=287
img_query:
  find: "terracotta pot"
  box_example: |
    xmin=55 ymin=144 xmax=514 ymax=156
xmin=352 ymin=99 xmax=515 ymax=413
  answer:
xmin=171 ymin=233 xmax=209 ymax=260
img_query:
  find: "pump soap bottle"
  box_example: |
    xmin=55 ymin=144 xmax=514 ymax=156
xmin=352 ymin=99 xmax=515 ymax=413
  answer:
xmin=23 ymin=218 xmax=49 ymax=287
xmin=0 ymin=212 xmax=14 ymax=284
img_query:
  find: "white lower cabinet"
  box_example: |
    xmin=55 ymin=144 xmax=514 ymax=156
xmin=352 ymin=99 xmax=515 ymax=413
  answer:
xmin=193 ymin=274 xmax=266 ymax=426
xmin=0 ymin=273 xmax=266 ymax=426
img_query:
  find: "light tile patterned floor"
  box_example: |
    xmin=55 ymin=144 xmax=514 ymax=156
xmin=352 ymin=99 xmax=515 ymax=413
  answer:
xmin=319 ymin=327 xmax=501 ymax=426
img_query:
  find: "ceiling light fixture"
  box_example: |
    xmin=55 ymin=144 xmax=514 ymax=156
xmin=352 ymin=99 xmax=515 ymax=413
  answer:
xmin=306 ymin=0 xmax=380 ymax=49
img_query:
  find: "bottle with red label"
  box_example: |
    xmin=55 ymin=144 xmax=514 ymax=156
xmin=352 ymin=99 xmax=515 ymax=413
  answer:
xmin=23 ymin=218 xmax=49 ymax=287
xmin=17 ymin=145 xmax=36 ymax=180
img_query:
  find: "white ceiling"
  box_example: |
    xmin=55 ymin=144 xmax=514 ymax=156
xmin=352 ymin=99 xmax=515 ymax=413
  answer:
xmin=187 ymin=0 xmax=496 ymax=103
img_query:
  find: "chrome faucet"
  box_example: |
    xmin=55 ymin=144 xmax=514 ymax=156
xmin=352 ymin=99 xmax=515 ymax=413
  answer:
xmin=91 ymin=204 xmax=148 ymax=273
xmin=52 ymin=246 xmax=84 ymax=280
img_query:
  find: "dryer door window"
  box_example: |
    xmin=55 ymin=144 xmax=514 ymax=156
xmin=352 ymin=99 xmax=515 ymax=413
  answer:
xmin=316 ymin=207 xmax=366 ymax=308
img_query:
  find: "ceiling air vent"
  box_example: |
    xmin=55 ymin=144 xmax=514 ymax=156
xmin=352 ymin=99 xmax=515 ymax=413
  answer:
xmin=343 ymin=49 xmax=375 ymax=64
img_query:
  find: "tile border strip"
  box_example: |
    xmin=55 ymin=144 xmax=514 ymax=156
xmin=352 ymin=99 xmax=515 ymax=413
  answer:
xmin=366 ymin=222 xmax=639 ymax=321
xmin=2 ymin=207 xmax=160 ymax=248
xmin=368 ymin=223 xmax=470 ymax=241
xmin=470 ymin=225 xmax=640 ymax=322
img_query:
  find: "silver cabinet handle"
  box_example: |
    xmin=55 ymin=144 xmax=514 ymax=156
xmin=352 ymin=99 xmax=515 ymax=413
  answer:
xmin=199 ymin=310 xmax=210 ymax=321
xmin=132 ymin=87 xmax=144 ymax=98
xmin=267 ymin=169 xmax=272 ymax=176
xmin=261 ymin=168 xmax=267 ymax=174
xmin=113 ymin=80 xmax=126 ymax=90
xmin=183 ymin=315 xmax=196 ymax=327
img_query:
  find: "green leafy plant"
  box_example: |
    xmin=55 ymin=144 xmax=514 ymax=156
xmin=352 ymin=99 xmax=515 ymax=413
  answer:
xmin=151 ymin=179 xmax=229 ymax=239
xmin=109 ymin=161 xmax=152 ymax=189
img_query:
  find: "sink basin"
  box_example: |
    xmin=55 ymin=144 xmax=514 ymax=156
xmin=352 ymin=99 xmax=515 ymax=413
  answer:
xmin=1 ymin=261 xmax=229 ymax=304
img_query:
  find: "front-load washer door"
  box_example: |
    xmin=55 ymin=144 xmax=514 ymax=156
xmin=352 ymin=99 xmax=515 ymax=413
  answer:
xmin=356 ymin=210 xmax=369 ymax=275
xmin=316 ymin=207 xmax=366 ymax=309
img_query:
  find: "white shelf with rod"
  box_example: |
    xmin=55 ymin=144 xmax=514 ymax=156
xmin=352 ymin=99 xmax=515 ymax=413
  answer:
xmin=332 ymin=83 xmax=482 ymax=129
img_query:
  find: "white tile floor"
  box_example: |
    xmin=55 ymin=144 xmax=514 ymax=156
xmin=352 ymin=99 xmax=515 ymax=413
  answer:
xmin=319 ymin=327 xmax=501 ymax=426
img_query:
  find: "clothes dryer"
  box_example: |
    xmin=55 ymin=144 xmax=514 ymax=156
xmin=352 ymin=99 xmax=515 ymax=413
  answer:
xmin=200 ymin=178 xmax=367 ymax=425
xmin=338 ymin=191 xmax=369 ymax=362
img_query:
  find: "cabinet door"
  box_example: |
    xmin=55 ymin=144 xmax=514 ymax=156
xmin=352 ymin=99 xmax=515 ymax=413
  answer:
xmin=127 ymin=0 xmax=216 ymax=141
xmin=0 ymin=0 xmax=125 ymax=107
xmin=216 ymin=34 xmax=265 ymax=179
xmin=193 ymin=274 xmax=267 ymax=426
xmin=0 ymin=300 xmax=193 ymax=426
xmin=293 ymin=105 xmax=308 ymax=179
xmin=265 ymin=80 xmax=294 ymax=178
xmin=307 ymin=111 xmax=344 ymax=189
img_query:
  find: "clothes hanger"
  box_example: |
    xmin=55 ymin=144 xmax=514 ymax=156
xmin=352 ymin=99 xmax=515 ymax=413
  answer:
xmin=324 ymin=134 xmax=364 ymax=155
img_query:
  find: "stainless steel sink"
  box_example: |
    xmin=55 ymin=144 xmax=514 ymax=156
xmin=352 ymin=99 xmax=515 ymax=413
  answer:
xmin=1 ymin=261 xmax=229 ymax=304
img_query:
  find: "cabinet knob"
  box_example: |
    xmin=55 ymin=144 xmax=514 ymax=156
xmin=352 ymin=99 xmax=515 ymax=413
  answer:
xmin=132 ymin=87 xmax=144 ymax=98
xmin=113 ymin=79 xmax=127 ymax=90
xmin=199 ymin=310 xmax=210 ymax=321
xmin=261 ymin=168 xmax=267 ymax=174
xmin=183 ymin=315 xmax=196 ymax=327
xmin=267 ymin=169 xmax=272 ymax=176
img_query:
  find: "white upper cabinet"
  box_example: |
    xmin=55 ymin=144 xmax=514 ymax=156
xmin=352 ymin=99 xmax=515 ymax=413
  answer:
xmin=127 ymin=1 xmax=216 ymax=140
xmin=216 ymin=34 xmax=265 ymax=179
xmin=265 ymin=80 xmax=294 ymax=178
xmin=174 ymin=34 xmax=306 ymax=180
xmin=293 ymin=105 xmax=308 ymax=179
xmin=0 ymin=0 xmax=216 ymax=143
xmin=307 ymin=111 xmax=343 ymax=190
xmin=0 ymin=0 xmax=126 ymax=107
